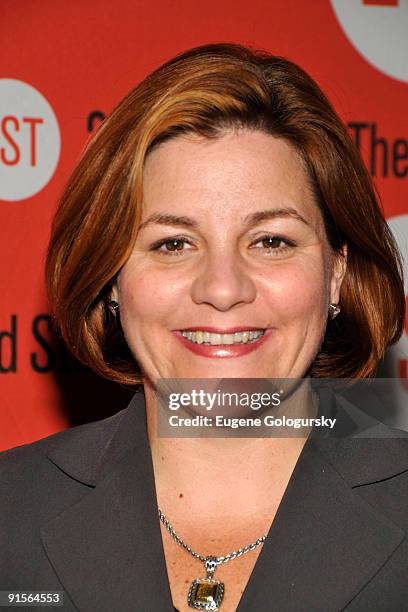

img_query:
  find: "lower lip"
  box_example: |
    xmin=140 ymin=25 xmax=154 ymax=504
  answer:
xmin=172 ymin=329 xmax=272 ymax=358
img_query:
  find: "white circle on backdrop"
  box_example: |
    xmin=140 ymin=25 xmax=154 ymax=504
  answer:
xmin=388 ymin=214 xmax=408 ymax=296
xmin=387 ymin=213 xmax=408 ymax=358
xmin=0 ymin=79 xmax=61 ymax=201
xmin=381 ymin=214 xmax=408 ymax=427
xmin=331 ymin=0 xmax=408 ymax=83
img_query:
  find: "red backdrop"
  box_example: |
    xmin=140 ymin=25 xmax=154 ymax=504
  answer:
xmin=1 ymin=0 xmax=407 ymax=451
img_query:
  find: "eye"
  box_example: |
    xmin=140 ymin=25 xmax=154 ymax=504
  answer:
xmin=250 ymin=234 xmax=296 ymax=256
xmin=149 ymin=236 xmax=193 ymax=256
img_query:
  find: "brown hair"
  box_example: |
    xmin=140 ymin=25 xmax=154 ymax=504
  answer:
xmin=46 ymin=42 xmax=405 ymax=384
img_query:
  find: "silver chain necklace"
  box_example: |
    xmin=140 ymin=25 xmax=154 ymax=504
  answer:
xmin=158 ymin=507 xmax=267 ymax=611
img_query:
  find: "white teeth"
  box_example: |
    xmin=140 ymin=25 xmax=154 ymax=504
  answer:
xmin=181 ymin=329 xmax=265 ymax=345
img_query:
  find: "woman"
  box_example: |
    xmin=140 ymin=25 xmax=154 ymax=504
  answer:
xmin=1 ymin=43 xmax=407 ymax=612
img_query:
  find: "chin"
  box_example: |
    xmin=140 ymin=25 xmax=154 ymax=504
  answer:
xmin=179 ymin=364 xmax=272 ymax=380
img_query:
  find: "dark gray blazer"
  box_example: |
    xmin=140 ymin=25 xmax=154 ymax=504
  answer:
xmin=1 ymin=389 xmax=408 ymax=611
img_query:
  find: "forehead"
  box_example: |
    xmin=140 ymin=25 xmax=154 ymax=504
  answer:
xmin=142 ymin=129 xmax=317 ymax=222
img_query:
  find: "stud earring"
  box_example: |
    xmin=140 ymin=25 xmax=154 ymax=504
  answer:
xmin=328 ymin=303 xmax=340 ymax=320
xmin=108 ymin=300 xmax=120 ymax=316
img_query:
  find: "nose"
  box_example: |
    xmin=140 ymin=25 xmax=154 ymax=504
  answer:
xmin=190 ymin=251 xmax=257 ymax=311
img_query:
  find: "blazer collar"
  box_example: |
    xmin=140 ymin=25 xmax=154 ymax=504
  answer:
xmin=42 ymin=388 xmax=408 ymax=611
xmin=237 ymin=438 xmax=406 ymax=611
xmin=43 ymin=391 xmax=175 ymax=611
xmin=45 ymin=390 xmax=147 ymax=487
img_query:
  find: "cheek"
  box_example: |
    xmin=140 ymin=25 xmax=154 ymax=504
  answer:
xmin=118 ymin=266 xmax=184 ymax=328
xmin=261 ymin=258 xmax=329 ymax=322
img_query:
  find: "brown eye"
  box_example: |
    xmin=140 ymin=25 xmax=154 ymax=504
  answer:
xmin=261 ymin=237 xmax=283 ymax=249
xmin=150 ymin=236 xmax=194 ymax=256
xmin=164 ymin=239 xmax=184 ymax=251
xmin=250 ymin=234 xmax=296 ymax=257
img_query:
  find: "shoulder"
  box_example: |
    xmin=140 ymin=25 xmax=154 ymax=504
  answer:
xmin=0 ymin=408 xmax=131 ymax=578
xmin=0 ymin=397 xmax=145 ymax=581
xmin=0 ymin=407 xmax=129 ymax=516
xmin=0 ymin=387 xmax=148 ymax=495
xmin=0 ymin=391 xmax=146 ymax=495
xmin=0 ymin=408 xmax=126 ymax=475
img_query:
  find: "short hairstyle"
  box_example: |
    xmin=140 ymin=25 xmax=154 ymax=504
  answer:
xmin=45 ymin=42 xmax=405 ymax=384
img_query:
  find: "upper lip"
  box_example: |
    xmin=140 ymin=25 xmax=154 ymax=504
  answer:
xmin=177 ymin=326 xmax=266 ymax=333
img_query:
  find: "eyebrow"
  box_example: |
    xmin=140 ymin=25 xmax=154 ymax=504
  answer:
xmin=243 ymin=208 xmax=310 ymax=228
xmin=137 ymin=207 xmax=310 ymax=231
xmin=138 ymin=213 xmax=199 ymax=231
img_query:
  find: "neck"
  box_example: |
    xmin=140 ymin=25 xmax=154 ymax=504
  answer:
xmin=143 ymin=378 xmax=317 ymax=523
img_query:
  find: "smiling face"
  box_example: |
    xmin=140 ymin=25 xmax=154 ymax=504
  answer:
xmin=113 ymin=129 xmax=346 ymax=385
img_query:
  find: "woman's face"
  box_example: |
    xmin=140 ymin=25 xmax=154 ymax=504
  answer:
xmin=114 ymin=129 xmax=346 ymax=383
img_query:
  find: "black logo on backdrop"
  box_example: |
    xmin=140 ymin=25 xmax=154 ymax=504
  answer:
xmin=348 ymin=122 xmax=408 ymax=178
xmin=0 ymin=314 xmax=69 ymax=374
xmin=87 ymin=111 xmax=105 ymax=133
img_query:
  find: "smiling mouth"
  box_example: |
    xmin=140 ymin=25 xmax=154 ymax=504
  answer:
xmin=180 ymin=329 xmax=265 ymax=346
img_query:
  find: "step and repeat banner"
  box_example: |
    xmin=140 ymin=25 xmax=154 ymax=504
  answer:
xmin=0 ymin=0 xmax=407 ymax=451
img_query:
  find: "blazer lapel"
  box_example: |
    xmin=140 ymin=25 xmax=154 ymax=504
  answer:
xmin=41 ymin=392 xmax=174 ymax=611
xmin=237 ymin=425 xmax=407 ymax=610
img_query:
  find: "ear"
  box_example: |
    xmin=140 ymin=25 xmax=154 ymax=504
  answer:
xmin=110 ymin=281 xmax=119 ymax=303
xmin=330 ymin=244 xmax=347 ymax=304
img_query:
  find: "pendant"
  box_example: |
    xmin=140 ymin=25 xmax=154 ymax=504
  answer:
xmin=187 ymin=556 xmax=225 ymax=610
